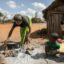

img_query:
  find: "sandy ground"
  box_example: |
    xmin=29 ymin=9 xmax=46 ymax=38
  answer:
xmin=4 ymin=42 xmax=64 ymax=64
xmin=0 ymin=23 xmax=64 ymax=64
xmin=0 ymin=23 xmax=46 ymax=42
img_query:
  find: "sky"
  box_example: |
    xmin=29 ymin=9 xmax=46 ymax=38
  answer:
xmin=0 ymin=0 xmax=54 ymax=19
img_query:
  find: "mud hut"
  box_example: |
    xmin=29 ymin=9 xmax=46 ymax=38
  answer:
xmin=43 ymin=0 xmax=64 ymax=35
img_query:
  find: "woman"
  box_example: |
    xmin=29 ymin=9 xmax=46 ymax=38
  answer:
xmin=6 ymin=14 xmax=31 ymax=46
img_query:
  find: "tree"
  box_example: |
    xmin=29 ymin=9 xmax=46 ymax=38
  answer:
xmin=2 ymin=15 xmax=7 ymax=23
xmin=31 ymin=17 xmax=43 ymax=23
xmin=0 ymin=12 xmax=8 ymax=23
xmin=0 ymin=12 xmax=3 ymax=17
xmin=0 ymin=12 xmax=4 ymax=23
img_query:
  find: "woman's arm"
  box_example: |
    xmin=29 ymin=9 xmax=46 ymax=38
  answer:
xmin=27 ymin=24 xmax=31 ymax=33
xmin=7 ymin=23 xmax=16 ymax=39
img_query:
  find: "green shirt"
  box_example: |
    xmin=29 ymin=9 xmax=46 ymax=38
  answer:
xmin=20 ymin=17 xmax=32 ymax=46
xmin=47 ymin=41 xmax=60 ymax=50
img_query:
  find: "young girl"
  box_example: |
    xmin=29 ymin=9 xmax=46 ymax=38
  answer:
xmin=45 ymin=33 xmax=60 ymax=56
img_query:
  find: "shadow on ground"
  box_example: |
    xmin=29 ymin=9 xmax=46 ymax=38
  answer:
xmin=31 ymin=53 xmax=45 ymax=59
xmin=30 ymin=29 xmax=47 ymax=39
xmin=31 ymin=51 xmax=64 ymax=63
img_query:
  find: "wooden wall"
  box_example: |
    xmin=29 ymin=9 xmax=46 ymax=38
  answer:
xmin=47 ymin=12 xmax=63 ymax=35
xmin=47 ymin=5 xmax=64 ymax=35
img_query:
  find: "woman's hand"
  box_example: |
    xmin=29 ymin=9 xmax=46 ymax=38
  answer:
xmin=4 ymin=38 xmax=9 ymax=44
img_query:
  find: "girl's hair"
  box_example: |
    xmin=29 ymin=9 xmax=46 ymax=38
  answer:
xmin=50 ymin=33 xmax=59 ymax=39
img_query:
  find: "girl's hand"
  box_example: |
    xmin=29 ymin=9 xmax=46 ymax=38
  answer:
xmin=57 ymin=38 xmax=62 ymax=43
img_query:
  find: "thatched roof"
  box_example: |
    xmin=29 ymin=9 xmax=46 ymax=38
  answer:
xmin=43 ymin=0 xmax=64 ymax=19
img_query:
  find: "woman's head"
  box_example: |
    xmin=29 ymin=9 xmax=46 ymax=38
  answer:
xmin=13 ymin=14 xmax=23 ymax=25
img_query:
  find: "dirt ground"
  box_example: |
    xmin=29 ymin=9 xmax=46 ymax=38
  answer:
xmin=0 ymin=23 xmax=64 ymax=64
xmin=0 ymin=23 xmax=47 ymax=42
